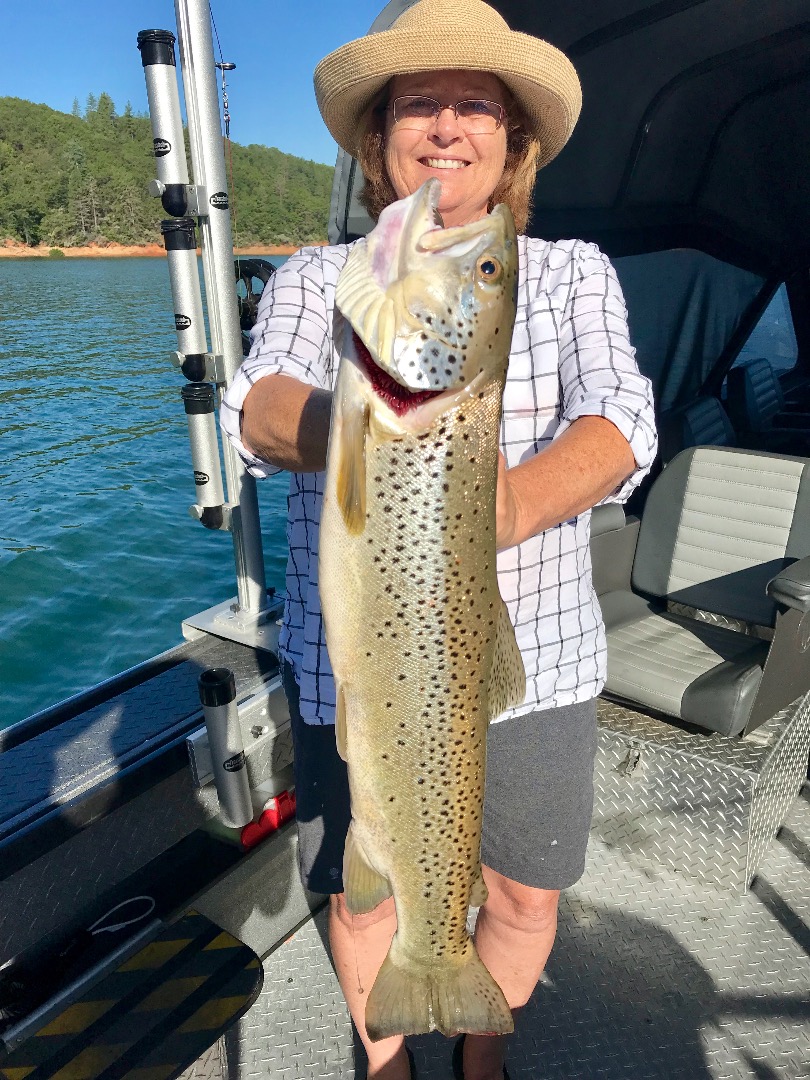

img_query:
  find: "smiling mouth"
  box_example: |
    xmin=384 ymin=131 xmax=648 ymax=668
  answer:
xmin=421 ymin=158 xmax=469 ymax=170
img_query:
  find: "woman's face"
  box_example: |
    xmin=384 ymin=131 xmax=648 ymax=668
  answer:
xmin=383 ymin=70 xmax=509 ymax=228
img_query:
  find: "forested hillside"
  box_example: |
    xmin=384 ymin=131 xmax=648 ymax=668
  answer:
xmin=0 ymin=94 xmax=334 ymax=248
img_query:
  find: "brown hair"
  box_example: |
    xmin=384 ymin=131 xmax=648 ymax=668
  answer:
xmin=355 ymin=82 xmax=541 ymax=233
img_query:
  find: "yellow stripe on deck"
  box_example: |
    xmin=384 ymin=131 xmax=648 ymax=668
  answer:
xmin=178 ymin=996 xmax=245 ymax=1033
xmin=202 ymin=932 xmax=240 ymax=952
xmin=117 ymin=939 xmax=192 ymax=971
xmin=49 ymin=1044 xmax=129 ymax=1080
xmin=1 ymin=1066 xmax=37 ymax=1080
xmin=125 ymin=1067 xmax=179 ymax=1080
xmin=36 ymin=1000 xmax=116 ymax=1037
xmin=134 ymin=977 xmax=208 ymax=1012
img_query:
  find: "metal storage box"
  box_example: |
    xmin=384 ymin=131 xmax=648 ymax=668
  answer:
xmin=592 ymin=692 xmax=810 ymax=891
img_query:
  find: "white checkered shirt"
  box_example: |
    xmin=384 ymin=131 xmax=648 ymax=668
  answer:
xmin=221 ymin=236 xmax=657 ymax=724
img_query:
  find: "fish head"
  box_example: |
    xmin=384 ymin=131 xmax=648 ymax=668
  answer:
xmin=336 ymin=179 xmax=517 ymax=404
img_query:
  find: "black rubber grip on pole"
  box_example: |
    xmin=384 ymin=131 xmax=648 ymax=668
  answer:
xmin=181 ymin=383 xmax=215 ymax=415
xmin=162 ymin=185 xmax=189 ymax=218
xmin=137 ymin=29 xmax=176 ymax=67
xmin=199 ymin=668 xmax=236 ymax=708
xmin=201 ymin=506 xmax=225 ymax=530
xmin=161 ymin=218 xmax=196 ymax=251
xmin=181 ymin=354 xmax=207 ymax=382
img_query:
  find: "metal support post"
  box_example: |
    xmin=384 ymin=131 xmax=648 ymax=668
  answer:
xmin=173 ymin=0 xmax=268 ymax=619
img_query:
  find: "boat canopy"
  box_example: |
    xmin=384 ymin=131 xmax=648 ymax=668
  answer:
xmin=329 ymin=0 xmax=810 ymax=280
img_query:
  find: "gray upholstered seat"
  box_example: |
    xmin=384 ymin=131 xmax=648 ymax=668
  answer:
xmin=602 ymin=445 xmax=810 ymax=736
xmin=726 ymin=357 xmax=810 ymax=454
xmin=680 ymin=396 xmax=736 ymax=449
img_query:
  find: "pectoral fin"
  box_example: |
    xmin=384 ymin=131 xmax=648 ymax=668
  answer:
xmin=487 ymin=598 xmax=526 ymax=722
xmin=335 ymin=396 xmax=369 ymax=535
xmin=343 ymin=824 xmax=392 ymax=914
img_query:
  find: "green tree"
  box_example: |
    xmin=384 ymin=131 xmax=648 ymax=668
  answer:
xmin=0 ymin=95 xmax=334 ymax=248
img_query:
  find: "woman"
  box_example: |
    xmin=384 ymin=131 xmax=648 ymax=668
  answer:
xmin=221 ymin=1 xmax=657 ymax=1077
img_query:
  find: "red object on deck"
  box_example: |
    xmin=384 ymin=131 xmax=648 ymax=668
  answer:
xmin=240 ymin=789 xmax=297 ymax=850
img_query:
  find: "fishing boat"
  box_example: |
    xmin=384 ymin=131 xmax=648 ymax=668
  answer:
xmin=2 ymin=1 xmax=809 ymax=1078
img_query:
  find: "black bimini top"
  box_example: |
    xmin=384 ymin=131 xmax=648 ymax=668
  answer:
xmin=330 ymin=0 xmax=810 ymax=279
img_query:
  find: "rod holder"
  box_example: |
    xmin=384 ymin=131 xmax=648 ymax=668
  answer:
xmin=137 ymin=29 xmax=190 ymax=217
xmin=161 ymin=218 xmax=208 ymax=381
xmin=138 ymin=5 xmax=269 ymax=621
xmin=181 ymin=383 xmax=226 ymax=529
xmin=198 ymin=668 xmax=253 ymax=828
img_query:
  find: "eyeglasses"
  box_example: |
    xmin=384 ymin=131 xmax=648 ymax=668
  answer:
xmin=388 ymin=95 xmax=505 ymax=134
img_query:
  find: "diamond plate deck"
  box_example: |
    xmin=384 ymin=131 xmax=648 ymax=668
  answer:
xmin=193 ymin=780 xmax=810 ymax=1080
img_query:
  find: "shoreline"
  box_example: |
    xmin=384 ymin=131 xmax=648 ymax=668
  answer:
xmin=0 ymin=241 xmax=324 ymax=259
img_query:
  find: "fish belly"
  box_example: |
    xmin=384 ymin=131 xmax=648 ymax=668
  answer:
xmin=320 ymin=382 xmax=516 ymax=1039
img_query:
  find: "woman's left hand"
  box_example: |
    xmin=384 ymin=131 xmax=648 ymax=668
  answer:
xmin=495 ymin=451 xmax=519 ymax=551
xmin=492 ymin=417 xmax=637 ymax=552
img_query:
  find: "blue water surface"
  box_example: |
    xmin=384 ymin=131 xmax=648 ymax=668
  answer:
xmin=0 ymin=256 xmax=290 ymax=729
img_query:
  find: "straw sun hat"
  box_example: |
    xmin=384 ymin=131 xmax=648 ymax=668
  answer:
xmin=314 ymin=0 xmax=581 ymax=168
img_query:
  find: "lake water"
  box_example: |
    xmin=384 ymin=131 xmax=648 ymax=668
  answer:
xmin=0 ymin=257 xmax=290 ymax=730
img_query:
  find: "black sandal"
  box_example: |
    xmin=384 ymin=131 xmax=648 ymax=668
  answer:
xmin=451 ymin=1035 xmax=511 ymax=1080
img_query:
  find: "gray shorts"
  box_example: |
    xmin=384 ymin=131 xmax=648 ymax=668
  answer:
xmin=281 ymin=661 xmax=597 ymax=894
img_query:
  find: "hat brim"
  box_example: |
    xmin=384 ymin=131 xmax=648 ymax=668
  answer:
xmin=314 ymin=26 xmax=581 ymax=166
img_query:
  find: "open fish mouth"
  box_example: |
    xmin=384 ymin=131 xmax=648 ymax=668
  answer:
xmin=335 ymin=179 xmax=512 ymax=397
xmin=351 ymin=331 xmax=444 ymax=416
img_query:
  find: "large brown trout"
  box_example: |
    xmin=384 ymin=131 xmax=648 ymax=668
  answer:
xmin=319 ymin=179 xmax=525 ymax=1041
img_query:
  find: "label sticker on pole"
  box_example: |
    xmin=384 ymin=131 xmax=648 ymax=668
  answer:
xmin=210 ymin=191 xmax=229 ymax=210
xmin=154 ymin=138 xmax=172 ymax=157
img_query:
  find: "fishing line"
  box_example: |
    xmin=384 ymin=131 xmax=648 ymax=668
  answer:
xmin=209 ymin=4 xmax=240 ymax=257
xmin=88 ymin=895 xmax=156 ymax=935
xmin=351 ymin=912 xmax=365 ymax=995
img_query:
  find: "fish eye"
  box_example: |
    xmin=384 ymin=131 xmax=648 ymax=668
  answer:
xmin=477 ymin=256 xmax=503 ymax=283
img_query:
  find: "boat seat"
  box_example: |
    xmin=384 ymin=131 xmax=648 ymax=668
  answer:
xmin=629 ymin=396 xmax=736 ymax=519
xmin=726 ymin=357 xmax=810 ymax=454
xmin=602 ymin=445 xmax=810 ymax=736
xmin=680 ymin=395 xmax=737 ymax=450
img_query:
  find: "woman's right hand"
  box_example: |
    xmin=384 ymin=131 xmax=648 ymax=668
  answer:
xmin=241 ymin=373 xmax=333 ymax=473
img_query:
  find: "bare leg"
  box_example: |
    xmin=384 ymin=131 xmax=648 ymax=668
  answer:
xmin=328 ymin=893 xmax=411 ymax=1080
xmin=462 ymin=866 xmax=560 ymax=1080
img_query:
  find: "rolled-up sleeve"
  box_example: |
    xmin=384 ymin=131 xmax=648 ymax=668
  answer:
xmin=220 ymin=248 xmax=334 ymax=477
xmin=557 ymin=242 xmax=658 ymax=503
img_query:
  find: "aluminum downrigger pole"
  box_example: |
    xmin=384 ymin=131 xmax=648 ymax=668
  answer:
xmin=138 ymin=3 xmax=271 ymax=647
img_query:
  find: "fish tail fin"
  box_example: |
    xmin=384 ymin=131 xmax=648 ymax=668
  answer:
xmin=365 ymin=942 xmax=513 ymax=1041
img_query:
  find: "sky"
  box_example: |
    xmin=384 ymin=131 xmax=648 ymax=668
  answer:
xmin=1 ymin=0 xmax=395 ymax=166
